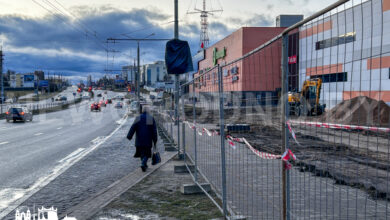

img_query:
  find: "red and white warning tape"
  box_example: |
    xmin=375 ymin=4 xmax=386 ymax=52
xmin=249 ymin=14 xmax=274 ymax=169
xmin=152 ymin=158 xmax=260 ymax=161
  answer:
xmin=182 ymin=120 xmax=296 ymax=164
xmin=242 ymin=138 xmax=281 ymax=160
xmin=289 ymin=120 xmax=390 ymax=133
xmin=286 ymin=121 xmax=300 ymax=145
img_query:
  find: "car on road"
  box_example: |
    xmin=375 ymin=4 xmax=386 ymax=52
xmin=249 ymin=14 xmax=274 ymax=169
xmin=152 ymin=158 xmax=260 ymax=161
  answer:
xmin=99 ymin=100 xmax=106 ymax=107
xmin=82 ymin=94 xmax=91 ymax=99
xmin=55 ymin=95 xmax=67 ymax=101
xmin=90 ymin=102 xmax=101 ymax=111
xmin=130 ymin=101 xmax=139 ymax=113
xmin=5 ymin=107 xmax=33 ymax=122
xmin=97 ymin=93 xmax=102 ymax=97
xmin=114 ymin=102 xmax=123 ymax=109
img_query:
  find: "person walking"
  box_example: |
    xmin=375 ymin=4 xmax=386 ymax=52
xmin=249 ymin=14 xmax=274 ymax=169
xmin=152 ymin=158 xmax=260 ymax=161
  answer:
xmin=127 ymin=105 xmax=158 ymax=172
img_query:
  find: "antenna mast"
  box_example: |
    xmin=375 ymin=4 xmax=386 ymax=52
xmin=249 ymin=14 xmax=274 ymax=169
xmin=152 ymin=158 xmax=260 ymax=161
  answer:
xmin=188 ymin=0 xmax=223 ymax=50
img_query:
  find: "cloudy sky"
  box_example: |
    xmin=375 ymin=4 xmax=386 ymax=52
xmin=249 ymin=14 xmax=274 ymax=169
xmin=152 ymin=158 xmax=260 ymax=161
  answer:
xmin=0 ymin=0 xmax=337 ymax=81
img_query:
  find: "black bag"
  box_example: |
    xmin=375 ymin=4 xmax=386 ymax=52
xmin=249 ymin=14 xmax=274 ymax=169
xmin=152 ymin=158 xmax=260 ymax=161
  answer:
xmin=152 ymin=145 xmax=161 ymax=165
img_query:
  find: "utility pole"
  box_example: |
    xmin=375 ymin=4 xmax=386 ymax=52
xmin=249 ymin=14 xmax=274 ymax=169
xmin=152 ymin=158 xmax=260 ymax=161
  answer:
xmin=0 ymin=49 xmax=4 ymax=111
xmin=48 ymin=72 xmax=50 ymax=96
xmin=106 ymin=36 xmax=170 ymax=102
xmin=137 ymin=41 xmax=140 ymax=102
xmin=174 ymin=0 xmax=181 ymax=157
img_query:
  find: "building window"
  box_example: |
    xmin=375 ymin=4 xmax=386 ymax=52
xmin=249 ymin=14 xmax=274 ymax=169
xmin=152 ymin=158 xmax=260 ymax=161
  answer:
xmin=310 ymin=72 xmax=347 ymax=83
xmin=231 ymin=66 xmax=239 ymax=74
xmin=223 ymin=69 xmax=229 ymax=77
xmin=315 ymin=32 xmax=355 ymax=50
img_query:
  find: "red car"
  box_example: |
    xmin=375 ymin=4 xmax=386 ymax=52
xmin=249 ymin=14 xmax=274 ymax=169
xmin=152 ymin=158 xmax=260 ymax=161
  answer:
xmin=99 ymin=100 xmax=106 ymax=107
xmin=91 ymin=102 xmax=101 ymax=111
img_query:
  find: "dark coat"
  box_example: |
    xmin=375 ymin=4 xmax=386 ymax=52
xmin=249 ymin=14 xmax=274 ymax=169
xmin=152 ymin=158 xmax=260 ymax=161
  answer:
xmin=127 ymin=112 xmax=158 ymax=158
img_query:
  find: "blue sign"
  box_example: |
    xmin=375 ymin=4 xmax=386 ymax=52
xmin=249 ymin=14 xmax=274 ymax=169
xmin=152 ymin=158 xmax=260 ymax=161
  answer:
xmin=39 ymin=80 xmax=49 ymax=87
xmin=24 ymin=75 xmax=34 ymax=82
xmin=115 ymin=79 xmax=125 ymax=85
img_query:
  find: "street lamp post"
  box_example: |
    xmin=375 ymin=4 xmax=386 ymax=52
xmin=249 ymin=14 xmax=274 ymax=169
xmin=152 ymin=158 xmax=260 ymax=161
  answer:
xmin=106 ymin=35 xmax=170 ymax=103
xmin=0 ymin=50 xmax=4 ymax=113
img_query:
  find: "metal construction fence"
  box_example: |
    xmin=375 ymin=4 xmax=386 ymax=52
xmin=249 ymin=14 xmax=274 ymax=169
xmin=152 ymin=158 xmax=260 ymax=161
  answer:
xmin=155 ymin=0 xmax=390 ymax=219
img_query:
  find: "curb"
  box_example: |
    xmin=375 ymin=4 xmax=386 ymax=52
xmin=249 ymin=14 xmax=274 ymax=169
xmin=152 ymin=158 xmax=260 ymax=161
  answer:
xmin=61 ymin=151 xmax=177 ymax=220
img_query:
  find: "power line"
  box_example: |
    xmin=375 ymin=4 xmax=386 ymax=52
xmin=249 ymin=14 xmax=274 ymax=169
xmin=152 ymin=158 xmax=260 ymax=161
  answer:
xmin=31 ymin=0 xmax=109 ymax=52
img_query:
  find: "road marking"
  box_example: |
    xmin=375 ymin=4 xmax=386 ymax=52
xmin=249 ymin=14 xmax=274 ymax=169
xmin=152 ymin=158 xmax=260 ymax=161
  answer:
xmin=58 ymin=148 xmax=85 ymax=163
xmin=34 ymin=133 xmax=44 ymax=136
xmin=57 ymin=127 xmax=62 ymax=130
xmin=0 ymin=142 xmax=9 ymax=145
xmin=0 ymin=114 xmax=129 ymax=218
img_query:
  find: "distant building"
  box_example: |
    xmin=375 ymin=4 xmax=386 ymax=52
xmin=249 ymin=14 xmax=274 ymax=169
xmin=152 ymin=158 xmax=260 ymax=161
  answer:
xmin=122 ymin=65 xmax=137 ymax=83
xmin=143 ymin=61 xmax=168 ymax=86
xmin=276 ymin=15 xmax=304 ymax=27
xmin=9 ymin=73 xmax=35 ymax=88
xmin=87 ymin=75 xmax=92 ymax=87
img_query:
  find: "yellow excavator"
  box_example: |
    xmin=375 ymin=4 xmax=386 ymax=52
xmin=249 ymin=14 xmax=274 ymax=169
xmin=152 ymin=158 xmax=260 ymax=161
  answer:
xmin=288 ymin=78 xmax=326 ymax=116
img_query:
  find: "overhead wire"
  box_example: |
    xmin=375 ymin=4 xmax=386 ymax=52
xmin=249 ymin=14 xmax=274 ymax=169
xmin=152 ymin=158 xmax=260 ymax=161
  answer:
xmin=32 ymin=0 xmax=109 ymax=52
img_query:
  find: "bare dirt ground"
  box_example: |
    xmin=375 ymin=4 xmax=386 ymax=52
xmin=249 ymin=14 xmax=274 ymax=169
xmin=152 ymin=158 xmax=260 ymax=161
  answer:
xmin=181 ymin=105 xmax=390 ymax=201
xmin=93 ymin=157 xmax=223 ymax=220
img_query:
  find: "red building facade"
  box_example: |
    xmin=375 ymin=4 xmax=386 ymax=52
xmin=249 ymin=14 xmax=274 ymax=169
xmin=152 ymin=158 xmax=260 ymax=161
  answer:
xmin=193 ymin=27 xmax=286 ymax=102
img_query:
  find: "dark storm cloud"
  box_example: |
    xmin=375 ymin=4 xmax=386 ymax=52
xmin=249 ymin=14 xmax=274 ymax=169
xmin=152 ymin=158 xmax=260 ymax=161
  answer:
xmin=0 ymin=6 xmax=177 ymax=76
xmin=0 ymin=5 xmax=270 ymax=78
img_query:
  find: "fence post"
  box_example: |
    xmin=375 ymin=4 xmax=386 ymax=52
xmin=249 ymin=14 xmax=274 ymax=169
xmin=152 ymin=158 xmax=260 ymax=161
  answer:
xmin=177 ymin=87 xmax=181 ymax=156
xmin=193 ymin=79 xmax=198 ymax=181
xmin=181 ymin=88 xmax=186 ymax=161
xmin=217 ymin=64 xmax=227 ymax=217
xmin=281 ymin=33 xmax=290 ymax=220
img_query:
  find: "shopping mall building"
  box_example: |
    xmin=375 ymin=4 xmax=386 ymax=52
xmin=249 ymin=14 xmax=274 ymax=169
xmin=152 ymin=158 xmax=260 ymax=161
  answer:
xmin=192 ymin=0 xmax=390 ymax=108
xmin=298 ymin=0 xmax=390 ymax=107
xmin=192 ymin=27 xmax=286 ymax=105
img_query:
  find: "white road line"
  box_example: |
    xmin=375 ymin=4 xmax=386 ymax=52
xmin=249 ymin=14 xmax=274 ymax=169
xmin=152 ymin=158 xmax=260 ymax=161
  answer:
xmin=0 ymin=142 xmax=9 ymax=145
xmin=34 ymin=133 xmax=44 ymax=136
xmin=57 ymin=127 xmax=62 ymax=130
xmin=58 ymin=148 xmax=85 ymax=163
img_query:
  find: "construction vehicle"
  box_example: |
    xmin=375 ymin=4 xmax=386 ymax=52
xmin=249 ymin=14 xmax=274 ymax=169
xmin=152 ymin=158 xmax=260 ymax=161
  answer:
xmin=288 ymin=78 xmax=326 ymax=116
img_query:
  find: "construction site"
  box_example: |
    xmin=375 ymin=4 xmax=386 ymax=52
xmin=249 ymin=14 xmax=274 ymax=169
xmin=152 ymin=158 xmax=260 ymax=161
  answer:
xmin=153 ymin=0 xmax=390 ymax=218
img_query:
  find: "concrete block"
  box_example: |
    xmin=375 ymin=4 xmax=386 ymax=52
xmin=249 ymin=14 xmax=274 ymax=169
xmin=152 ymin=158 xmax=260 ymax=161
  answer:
xmin=231 ymin=216 xmax=247 ymax=220
xmin=165 ymin=146 xmax=177 ymax=152
xmin=174 ymin=165 xmax=195 ymax=173
xmin=177 ymin=153 xmax=185 ymax=160
xmin=180 ymin=183 xmax=211 ymax=195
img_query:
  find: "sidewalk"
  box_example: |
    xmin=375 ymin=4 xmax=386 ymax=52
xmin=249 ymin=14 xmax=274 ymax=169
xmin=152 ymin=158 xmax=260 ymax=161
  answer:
xmin=91 ymin=155 xmax=223 ymax=220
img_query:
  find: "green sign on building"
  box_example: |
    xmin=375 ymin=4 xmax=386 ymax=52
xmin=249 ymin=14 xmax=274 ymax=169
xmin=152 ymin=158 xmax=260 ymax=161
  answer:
xmin=213 ymin=47 xmax=226 ymax=66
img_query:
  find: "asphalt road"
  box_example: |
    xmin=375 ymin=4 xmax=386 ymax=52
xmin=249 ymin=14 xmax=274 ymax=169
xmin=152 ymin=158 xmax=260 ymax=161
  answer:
xmin=0 ymin=91 xmax=130 ymax=217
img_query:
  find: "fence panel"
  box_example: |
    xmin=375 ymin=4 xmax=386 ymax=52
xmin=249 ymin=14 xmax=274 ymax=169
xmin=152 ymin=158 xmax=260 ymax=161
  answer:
xmin=286 ymin=0 xmax=390 ymax=218
xmin=156 ymin=0 xmax=390 ymax=219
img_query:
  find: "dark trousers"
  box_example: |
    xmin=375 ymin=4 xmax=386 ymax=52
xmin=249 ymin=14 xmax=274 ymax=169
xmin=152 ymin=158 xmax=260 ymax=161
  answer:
xmin=141 ymin=156 xmax=148 ymax=167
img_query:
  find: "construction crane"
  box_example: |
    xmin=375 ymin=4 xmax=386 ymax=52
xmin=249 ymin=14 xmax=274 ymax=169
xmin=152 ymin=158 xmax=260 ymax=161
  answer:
xmin=187 ymin=0 xmax=223 ymax=50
